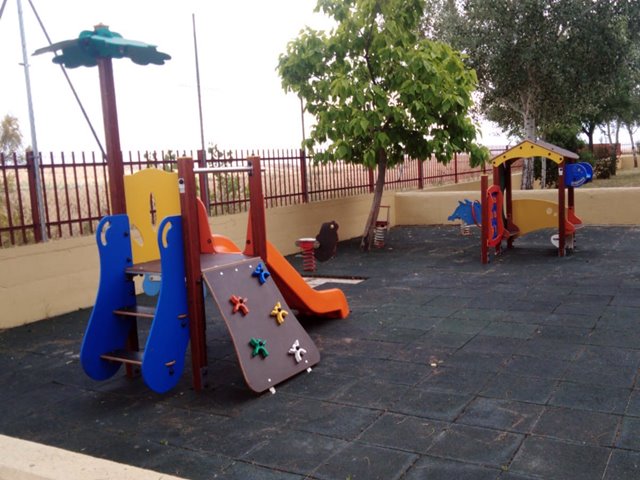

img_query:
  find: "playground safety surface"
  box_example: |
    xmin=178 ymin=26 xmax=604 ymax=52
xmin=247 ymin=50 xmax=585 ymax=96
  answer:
xmin=2 ymin=225 xmax=640 ymax=479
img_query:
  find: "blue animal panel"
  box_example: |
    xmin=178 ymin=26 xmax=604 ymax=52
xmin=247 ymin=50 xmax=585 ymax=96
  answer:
xmin=141 ymin=215 xmax=190 ymax=393
xmin=80 ymin=215 xmax=136 ymax=380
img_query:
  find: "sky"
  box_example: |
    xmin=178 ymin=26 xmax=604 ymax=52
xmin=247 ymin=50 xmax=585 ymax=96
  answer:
xmin=0 ymin=0 xmax=511 ymax=155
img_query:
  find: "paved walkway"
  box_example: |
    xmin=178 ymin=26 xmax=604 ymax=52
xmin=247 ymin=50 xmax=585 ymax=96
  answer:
xmin=2 ymin=225 xmax=640 ymax=479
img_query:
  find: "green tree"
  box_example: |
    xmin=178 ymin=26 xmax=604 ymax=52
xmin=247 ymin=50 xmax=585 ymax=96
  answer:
xmin=0 ymin=114 xmax=23 ymax=161
xmin=447 ymin=0 xmax=639 ymax=188
xmin=278 ymin=0 xmax=487 ymax=250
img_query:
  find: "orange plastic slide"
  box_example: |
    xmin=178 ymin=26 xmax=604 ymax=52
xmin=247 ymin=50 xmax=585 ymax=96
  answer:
xmin=197 ymin=199 xmax=349 ymax=319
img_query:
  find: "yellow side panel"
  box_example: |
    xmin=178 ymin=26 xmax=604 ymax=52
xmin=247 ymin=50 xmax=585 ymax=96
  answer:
xmin=124 ymin=169 xmax=180 ymax=264
xmin=512 ymin=199 xmax=561 ymax=236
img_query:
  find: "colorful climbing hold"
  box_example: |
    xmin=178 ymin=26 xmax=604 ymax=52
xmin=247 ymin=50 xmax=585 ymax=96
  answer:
xmin=270 ymin=301 xmax=288 ymax=325
xmin=252 ymin=263 xmax=271 ymax=285
xmin=249 ymin=337 xmax=269 ymax=358
xmin=288 ymin=339 xmax=307 ymax=363
xmin=230 ymin=295 xmax=249 ymax=315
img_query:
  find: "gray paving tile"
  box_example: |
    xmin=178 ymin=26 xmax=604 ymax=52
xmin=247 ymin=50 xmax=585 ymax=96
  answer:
xmin=533 ymin=406 xmax=620 ymax=446
xmin=314 ymin=442 xmax=417 ymax=480
xmin=457 ymin=397 xmax=544 ymax=433
xmin=403 ymin=456 xmax=501 ymax=480
xmin=427 ymin=424 xmax=523 ymax=467
xmin=549 ymin=382 xmax=631 ymax=414
xmin=359 ymin=412 xmax=446 ymax=453
xmin=510 ymin=436 xmax=610 ymax=480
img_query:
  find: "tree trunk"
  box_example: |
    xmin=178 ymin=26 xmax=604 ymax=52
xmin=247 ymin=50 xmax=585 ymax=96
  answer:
xmin=360 ymin=149 xmax=388 ymax=251
xmin=521 ymin=110 xmax=535 ymax=190
xmin=627 ymin=123 xmax=638 ymax=168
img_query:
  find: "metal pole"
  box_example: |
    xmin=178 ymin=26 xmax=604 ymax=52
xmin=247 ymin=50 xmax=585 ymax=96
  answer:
xmin=192 ymin=13 xmax=209 ymax=211
xmin=17 ymin=0 xmax=47 ymax=241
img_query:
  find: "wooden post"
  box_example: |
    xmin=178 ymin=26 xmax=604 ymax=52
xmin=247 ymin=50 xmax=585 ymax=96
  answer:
xmin=480 ymin=175 xmax=489 ymax=264
xmin=97 ymin=56 xmax=126 ymax=215
xmin=246 ymin=156 xmax=268 ymax=262
xmin=558 ymin=161 xmax=566 ymax=257
xmin=177 ymin=157 xmax=208 ymax=391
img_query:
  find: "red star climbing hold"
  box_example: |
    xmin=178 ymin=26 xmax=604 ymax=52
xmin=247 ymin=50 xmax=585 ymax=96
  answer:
xmin=229 ymin=295 xmax=249 ymax=315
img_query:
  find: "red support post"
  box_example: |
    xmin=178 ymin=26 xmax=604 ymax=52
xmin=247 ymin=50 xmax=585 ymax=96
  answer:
xmin=480 ymin=175 xmax=489 ymax=264
xmin=558 ymin=161 xmax=566 ymax=257
xmin=177 ymin=157 xmax=208 ymax=391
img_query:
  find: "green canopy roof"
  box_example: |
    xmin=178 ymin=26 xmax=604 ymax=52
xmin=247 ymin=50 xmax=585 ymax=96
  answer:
xmin=33 ymin=24 xmax=170 ymax=68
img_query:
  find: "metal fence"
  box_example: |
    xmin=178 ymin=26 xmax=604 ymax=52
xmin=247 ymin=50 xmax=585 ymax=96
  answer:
xmin=0 ymin=148 xmax=499 ymax=247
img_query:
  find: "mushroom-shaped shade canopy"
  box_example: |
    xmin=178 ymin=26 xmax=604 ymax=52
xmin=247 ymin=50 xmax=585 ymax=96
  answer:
xmin=33 ymin=25 xmax=170 ymax=68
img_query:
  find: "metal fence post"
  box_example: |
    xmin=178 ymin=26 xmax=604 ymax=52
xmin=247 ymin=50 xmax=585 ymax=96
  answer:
xmin=368 ymin=167 xmax=375 ymax=193
xmin=197 ymin=150 xmax=211 ymax=214
xmin=299 ymin=148 xmax=309 ymax=203
xmin=25 ymin=151 xmax=43 ymax=243
xmin=454 ymin=152 xmax=459 ymax=183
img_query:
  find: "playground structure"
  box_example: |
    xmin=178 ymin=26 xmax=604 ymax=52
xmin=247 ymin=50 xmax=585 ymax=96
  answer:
xmin=479 ymin=139 xmax=592 ymax=263
xmin=80 ymin=156 xmax=349 ymax=394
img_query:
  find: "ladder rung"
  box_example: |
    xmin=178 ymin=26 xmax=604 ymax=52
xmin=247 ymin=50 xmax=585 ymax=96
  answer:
xmin=113 ymin=305 xmax=156 ymax=319
xmin=101 ymin=349 xmax=143 ymax=366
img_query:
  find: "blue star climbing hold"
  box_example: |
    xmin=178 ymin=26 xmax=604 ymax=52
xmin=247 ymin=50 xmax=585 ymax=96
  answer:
xmin=252 ymin=263 xmax=270 ymax=285
xmin=249 ymin=338 xmax=269 ymax=358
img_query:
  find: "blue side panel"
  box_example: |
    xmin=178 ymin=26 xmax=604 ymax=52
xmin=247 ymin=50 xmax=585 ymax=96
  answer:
xmin=80 ymin=215 xmax=135 ymax=380
xmin=141 ymin=215 xmax=190 ymax=393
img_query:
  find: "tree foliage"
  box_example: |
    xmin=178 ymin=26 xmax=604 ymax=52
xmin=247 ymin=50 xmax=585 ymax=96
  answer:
xmin=433 ymin=0 xmax=640 ymax=187
xmin=278 ymin=0 xmax=487 ymax=249
xmin=0 ymin=114 xmax=23 ymax=159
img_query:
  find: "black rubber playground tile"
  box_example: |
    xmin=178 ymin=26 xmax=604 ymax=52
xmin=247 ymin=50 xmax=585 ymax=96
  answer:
xmin=456 ymin=397 xmax=544 ymax=434
xmin=509 ymin=436 xmax=610 ymax=480
xmin=402 ymin=456 xmax=501 ymax=480
xmin=3 ymin=226 xmax=640 ymax=480
xmin=532 ymin=406 xmax=620 ymax=447
xmin=427 ymin=423 xmax=523 ymax=467
xmin=313 ymin=442 xmax=418 ymax=480
xmin=480 ymin=372 xmax=558 ymax=404
xmin=549 ymin=381 xmax=632 ymax=414
xmin=358 ymin=412 xmax=446 ymax=453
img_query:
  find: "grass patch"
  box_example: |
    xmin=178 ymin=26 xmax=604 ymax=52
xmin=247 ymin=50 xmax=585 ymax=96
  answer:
xmin=586 ymin=167 xmax=640 ymax=188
